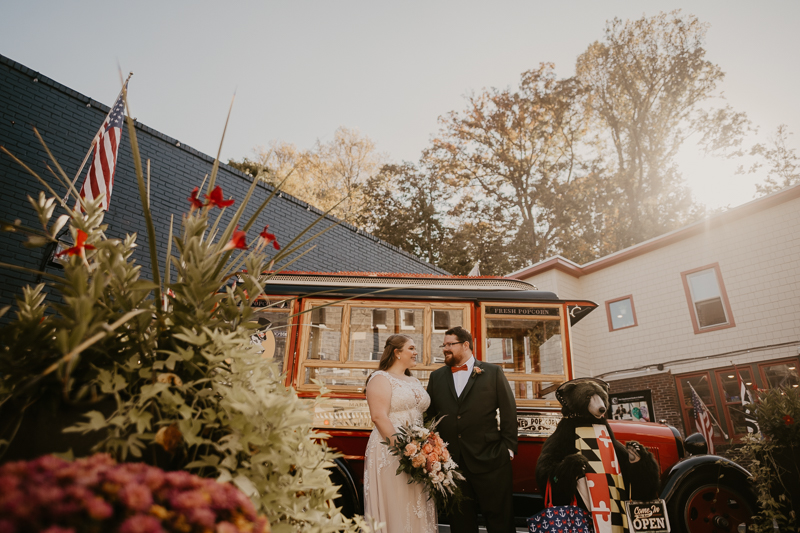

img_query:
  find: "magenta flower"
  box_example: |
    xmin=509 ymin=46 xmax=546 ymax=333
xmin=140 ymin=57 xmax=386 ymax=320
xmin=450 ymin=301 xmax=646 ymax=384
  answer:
xmin=85 ymin=497 xmax=113 ymax=520
xmin=119 ymin=484 xmax=153 ymax=512
xmin=119 ymin=515 xmax=164 ymax=533
xmin=41 ymin=527 xmax=76 ymax=533
xmin=186 ymin=507 xmax=216 ymax=528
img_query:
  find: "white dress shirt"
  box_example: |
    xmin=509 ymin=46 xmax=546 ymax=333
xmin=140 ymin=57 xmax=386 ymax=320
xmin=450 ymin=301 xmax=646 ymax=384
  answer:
xmin=453 ymin=356 xmax=475 ymax=397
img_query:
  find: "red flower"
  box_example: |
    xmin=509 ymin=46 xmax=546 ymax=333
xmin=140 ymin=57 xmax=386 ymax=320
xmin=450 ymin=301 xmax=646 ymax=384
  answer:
xmin=188 ymin=187 xmax=204 ymax=209
xmin=56 ymin=229 xmax=95 ymax=258
xmin=783 ymin=415 xmax=795 ymax=425
xmin=205 ymin=186 xmax=235 ymax=208
xmin=223 ymin=226 xmax=248 ymax=251
xmin=259 ymin=225 xmax=280 ymax=250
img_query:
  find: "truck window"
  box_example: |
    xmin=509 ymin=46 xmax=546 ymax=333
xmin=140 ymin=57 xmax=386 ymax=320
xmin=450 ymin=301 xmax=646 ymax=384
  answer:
xmin=251 ymin=301 xmax=293 ymax=374
xmin=296 ymin=299 xmax=470 ymax=393
xmin=481 ymin=303 xmax=565 ymax=407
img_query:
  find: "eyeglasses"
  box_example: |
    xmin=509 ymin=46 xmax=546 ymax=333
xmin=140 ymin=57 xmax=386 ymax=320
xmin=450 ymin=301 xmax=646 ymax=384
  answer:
xmin=439 ymin=341 xmax=466 ymax=349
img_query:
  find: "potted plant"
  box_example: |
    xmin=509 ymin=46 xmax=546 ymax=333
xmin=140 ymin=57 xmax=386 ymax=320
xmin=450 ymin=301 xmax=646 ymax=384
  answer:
xmin=730 ymin=385 xmax=799 ymax=532
xmin=0 ymin=99 xmax=373 ymax=532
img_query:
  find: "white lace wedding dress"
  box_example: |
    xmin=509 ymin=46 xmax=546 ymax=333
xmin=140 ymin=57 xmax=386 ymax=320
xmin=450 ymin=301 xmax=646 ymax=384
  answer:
xmin=363 ymin=370 xmax=437 ymax=532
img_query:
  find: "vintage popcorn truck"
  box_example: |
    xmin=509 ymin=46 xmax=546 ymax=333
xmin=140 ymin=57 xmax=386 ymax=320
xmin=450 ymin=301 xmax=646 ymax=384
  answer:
xmin=252 ymin=272 xmax=755 ymax=533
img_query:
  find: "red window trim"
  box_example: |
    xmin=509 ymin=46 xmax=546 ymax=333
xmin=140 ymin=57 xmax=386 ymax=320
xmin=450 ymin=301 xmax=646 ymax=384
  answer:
xmin=680 ymin=263 xmax=736 ymax=334
xmin=605 ymin=294 xmax=638 ymax=332
xmin=675 ymin=370 xmax=722 ymax=445
xmin=757 ymin=357 xmax=800 ymax=390
xmin=713 ymin=366 xmax=756 ymax=440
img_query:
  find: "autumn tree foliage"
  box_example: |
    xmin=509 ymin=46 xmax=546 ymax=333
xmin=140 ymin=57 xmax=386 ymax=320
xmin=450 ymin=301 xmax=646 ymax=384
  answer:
xmin=229 ymin=127 xmax=385 ymax=223
xmin=742 ymin=125 xmax=800 ymax=197
xmin=233 ymin=11 xmax=756 ymax=275
xmin=576 ymin=11 xmax=749 ymax=250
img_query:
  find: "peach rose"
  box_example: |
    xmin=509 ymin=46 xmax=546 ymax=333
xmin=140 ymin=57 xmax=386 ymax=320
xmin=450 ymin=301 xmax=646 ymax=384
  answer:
xmin=404 ymin=443 xmax=419 ymax=457
xmin=441 ymin=448 xmax=450 ymax=461
xmin=412 ymin=454 xmax=426 ymax=468
xmin=422 ymin=443 xmax=434 ymax=455
xmin=426 ymin=456 xmax=442 ymax=473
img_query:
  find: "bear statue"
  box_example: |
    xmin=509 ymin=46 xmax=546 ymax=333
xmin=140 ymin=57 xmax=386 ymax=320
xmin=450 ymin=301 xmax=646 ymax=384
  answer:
xmin=535 ymin=378 xmax=661 ymax=533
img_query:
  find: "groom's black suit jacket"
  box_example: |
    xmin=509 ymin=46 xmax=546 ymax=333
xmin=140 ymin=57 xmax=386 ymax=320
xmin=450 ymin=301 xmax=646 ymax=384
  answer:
xmin=426 ymin=360 xmax=518 ymax=475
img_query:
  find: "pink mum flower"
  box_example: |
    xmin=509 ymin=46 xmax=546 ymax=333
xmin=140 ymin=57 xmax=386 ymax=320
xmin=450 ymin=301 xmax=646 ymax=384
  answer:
xmin=119 ymin=515 xmax=164 ymax=533
xmin=119 ymin=484 xmax=153 ymax=513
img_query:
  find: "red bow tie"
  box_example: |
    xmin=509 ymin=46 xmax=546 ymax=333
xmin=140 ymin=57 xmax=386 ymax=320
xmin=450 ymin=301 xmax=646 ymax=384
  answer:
xmin=451 ymin=364 xmax=468 ymax=373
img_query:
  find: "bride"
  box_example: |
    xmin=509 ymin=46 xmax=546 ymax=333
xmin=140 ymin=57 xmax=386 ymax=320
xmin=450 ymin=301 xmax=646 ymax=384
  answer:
xmin=364 ymin=334 xmax=437 ymax=532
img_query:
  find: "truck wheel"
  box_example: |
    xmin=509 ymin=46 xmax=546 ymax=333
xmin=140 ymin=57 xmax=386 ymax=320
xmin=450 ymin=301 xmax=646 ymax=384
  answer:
xmin=668 ymin=477 xmax=756 ymax=533
xmin=328 ymin=463 xmax=361 ymax=518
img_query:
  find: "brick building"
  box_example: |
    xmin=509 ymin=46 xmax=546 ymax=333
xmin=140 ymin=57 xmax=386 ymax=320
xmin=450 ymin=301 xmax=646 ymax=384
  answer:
xmin=509 ymin=185 xmax=800 ymax=441
xmin=0 ymin=54 xmax=446 ymax=315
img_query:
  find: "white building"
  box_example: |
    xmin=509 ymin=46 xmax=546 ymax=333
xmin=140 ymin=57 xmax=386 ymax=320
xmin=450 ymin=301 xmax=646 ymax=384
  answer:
xmin=509 ymin=184 xmax=800 ymax=442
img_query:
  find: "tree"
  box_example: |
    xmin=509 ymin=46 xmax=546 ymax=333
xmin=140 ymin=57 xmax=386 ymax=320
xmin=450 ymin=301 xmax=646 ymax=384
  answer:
xmin=355 ymin=162 xmax=448 ymax=264
xmin=228 ymin=140 xmax=309 ymax=199
xmin=576 ymin=10 xmax=749 ymax=249
xmin=744 ymin=125 xmax=800 ymax=196
xmin=428 ymin=63 xmax=592 ymax=269
xmin=230 ymin=127 xmax=385 ymax=222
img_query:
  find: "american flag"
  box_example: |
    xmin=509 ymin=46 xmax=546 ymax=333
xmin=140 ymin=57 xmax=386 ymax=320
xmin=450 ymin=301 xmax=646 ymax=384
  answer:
xmin=689 ymin=383 xmax=715 ymax=454
xmin=77 ymin=86 xmax=126 ymax=211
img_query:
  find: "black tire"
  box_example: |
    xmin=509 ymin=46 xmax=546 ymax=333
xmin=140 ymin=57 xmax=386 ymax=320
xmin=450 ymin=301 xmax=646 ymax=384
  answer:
xmin=328 ymin=463 xmax=361 ymax=518
xmin=667 ymin=473 xmax=757 ymax=533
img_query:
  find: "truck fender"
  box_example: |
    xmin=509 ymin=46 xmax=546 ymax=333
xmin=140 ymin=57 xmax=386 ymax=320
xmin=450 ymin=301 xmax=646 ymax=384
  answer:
xmin=329 ymin=457 xmax=363 ymax=518
xmin=659 ymin=454 xmax=752 ymax=503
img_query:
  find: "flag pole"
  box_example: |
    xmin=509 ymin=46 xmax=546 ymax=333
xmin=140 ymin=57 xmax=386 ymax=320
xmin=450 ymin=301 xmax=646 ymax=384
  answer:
xmin=690 ymin=382 xmax=729 ymax=440
xmin=62 ymin=71 xmax=133 ymax=205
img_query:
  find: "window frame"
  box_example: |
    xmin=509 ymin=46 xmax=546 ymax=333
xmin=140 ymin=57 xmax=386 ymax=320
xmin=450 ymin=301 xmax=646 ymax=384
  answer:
xmin=295 ymin=298 xmax=471 ymax=392
xmin=480 ymin=302 xmax=567 ymax=408
xmin=758 ymin=357 xmax=800 ymax=391
xmin=680 ymin=263 xmax=736 ymax=334
xmin=713 ymin=366 xmax=757 ymax=439
xmin=675 ymin=371 xmax=723 ymax=445
xmin=605 ymin=295 xmax=638 ymax=332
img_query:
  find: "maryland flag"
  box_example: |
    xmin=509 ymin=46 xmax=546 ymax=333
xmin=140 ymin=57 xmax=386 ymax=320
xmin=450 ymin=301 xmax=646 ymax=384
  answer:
xmin=576 ymin=425 xmax=628 ymax=533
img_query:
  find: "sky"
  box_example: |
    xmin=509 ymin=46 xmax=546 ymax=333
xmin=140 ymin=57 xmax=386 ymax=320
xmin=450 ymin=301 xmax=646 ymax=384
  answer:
xmin=2 ymin=1 xmax=799 ymax=210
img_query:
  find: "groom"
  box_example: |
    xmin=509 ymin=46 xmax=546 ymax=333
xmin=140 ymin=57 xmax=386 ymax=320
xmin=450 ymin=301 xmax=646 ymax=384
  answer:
xmin=426 ymin=326 xmax=518 ymax=533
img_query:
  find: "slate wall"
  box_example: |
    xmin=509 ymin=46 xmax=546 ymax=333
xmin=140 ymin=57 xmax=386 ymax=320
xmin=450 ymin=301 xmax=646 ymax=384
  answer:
xmin=0 ymin=54 xmax=446 ymax=314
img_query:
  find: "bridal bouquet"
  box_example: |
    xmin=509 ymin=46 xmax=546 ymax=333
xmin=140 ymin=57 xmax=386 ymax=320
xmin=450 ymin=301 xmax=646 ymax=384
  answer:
xmin=383 ymin=417 xmax=465 ymax=512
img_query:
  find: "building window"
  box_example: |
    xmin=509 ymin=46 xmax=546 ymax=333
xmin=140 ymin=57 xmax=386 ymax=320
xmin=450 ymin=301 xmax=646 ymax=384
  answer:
xmin=759 ymin=360 xmax=800 ymax=390
xmin=676 ymin=372 xmax=723 ymax=444
xmin=715 ymin=367 xmax=756 ymax=437
xmin=605 ymin=295 xmax=638 ymax=332
xmin=681 ymin=263 xmax=735 ymax=334
xmin=676 ymin=357 xmax=799 ymax=441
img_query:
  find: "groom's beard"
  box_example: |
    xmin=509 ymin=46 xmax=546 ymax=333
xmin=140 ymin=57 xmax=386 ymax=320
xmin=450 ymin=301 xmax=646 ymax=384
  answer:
xmin=443 ymin=351 xmax=464 ymax=367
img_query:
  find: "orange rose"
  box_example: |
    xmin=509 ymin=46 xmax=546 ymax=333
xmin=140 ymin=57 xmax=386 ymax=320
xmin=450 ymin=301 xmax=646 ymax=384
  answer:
xmin=404 ymin=443 xmax=419 ymax=457
xmin=422 ymin=443 xmax=434 ymax=455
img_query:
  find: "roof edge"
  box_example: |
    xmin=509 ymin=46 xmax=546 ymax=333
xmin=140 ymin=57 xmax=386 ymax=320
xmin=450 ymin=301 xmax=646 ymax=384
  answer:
xmin=508 ymin=182 xmax=800 ymax=279
xmin=0 ymin=53 xmax=448 ymax=275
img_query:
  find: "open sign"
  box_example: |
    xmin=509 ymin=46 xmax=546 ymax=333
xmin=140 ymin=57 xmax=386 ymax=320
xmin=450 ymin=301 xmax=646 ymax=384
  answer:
xmin=625 ymin=500 xmax=670 ymax=533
